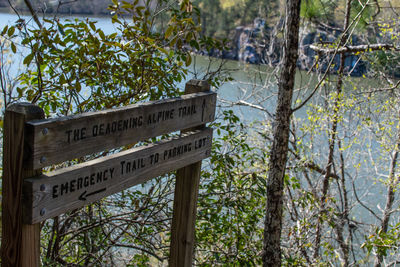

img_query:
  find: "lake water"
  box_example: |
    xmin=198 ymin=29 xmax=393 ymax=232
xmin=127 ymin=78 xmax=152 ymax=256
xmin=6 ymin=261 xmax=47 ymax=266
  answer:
xmin=0 ymin=10 xmax=390 ymax=211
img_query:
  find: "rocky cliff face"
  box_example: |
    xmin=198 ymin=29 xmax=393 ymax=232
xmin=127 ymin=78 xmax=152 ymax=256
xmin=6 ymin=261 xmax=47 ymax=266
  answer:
xmin=214 ymin=18 xmax=367 ymax=76
xmin=298 ymin=25 xmax=366 ymax=76
xmin=228 ymin=18 xmax=282 ymax=65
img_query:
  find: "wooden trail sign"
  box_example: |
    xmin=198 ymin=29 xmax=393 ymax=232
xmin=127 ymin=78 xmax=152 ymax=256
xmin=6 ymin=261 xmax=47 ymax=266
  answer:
xmin=24 ymin=128 xmax=213 ymax=224
xmin=26 ymin=91 xmax=216 ymax=169
xmin=1 ymin=79 xmax=214 ymax=267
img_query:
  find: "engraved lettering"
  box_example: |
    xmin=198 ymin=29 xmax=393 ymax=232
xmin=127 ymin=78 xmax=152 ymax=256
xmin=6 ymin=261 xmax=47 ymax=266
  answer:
xmin=179 ymin=105 xmax=196 ymax=117
xmin=66 ymin=130 xmax=72 ymax=143
xmin=122 ymin=119 xmax=128 ymax=130
xmin=149 ymin=153 xmax=159 ymax=165
xmin=163 ymin=142 xmax=192 ymax=160
xmin=103 ymin=169 xmax=108 ymax=181
xmin=77 ymin=177 xmax=83 ymax=190
xmin=92 ymin=125 xmax=98 ymax=137
xmin=90 ymin=173 xmax=95 ymax=185
xmin=61 ymin=182 xmax=68 ymax=195
xmin=120 ymin=161 xmax=125 ymax=175
xmin=97 ymin=172 xmax=103 ymax=183
xmin=195 ymin=137 xmax=207 ymax=149
xmin=99 ymin=124 xmax=105 ymax=135
xmin=84 ymin=176 xmax=89 ymax=187
xmin=70 ymin=180 xmax=76 ymax=192
xmin=53 ymin=185 xmax=59 ymax=198
xmin=81 ymin=127 xmax=86 ymax=140
xmin=73 ymin=129 xmax=80 ymax=141
xmin=147 ymin=109 xmax=175 ymax=124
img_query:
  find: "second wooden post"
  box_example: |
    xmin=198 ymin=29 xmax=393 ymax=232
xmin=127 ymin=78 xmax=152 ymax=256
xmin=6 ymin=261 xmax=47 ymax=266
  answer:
xmin=169 ymin=79 xmax=211 ymax=266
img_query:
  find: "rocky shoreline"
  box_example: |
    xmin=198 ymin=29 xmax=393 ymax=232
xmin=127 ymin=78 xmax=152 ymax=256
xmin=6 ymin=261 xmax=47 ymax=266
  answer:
xmin=199 ymin=18 xmax=371 ymax=77
xmin=1 ymin=1 xmax=396 ymax=78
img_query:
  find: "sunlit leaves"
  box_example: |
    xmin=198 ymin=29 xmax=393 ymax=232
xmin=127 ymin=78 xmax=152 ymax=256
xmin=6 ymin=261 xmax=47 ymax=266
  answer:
xmin=196 ymin=110 xmax=266 ymax=265
xmin=362 ymin=223 xmax=400 ymax=257
xmin=14 ymin=1 xmax=206 ymax=117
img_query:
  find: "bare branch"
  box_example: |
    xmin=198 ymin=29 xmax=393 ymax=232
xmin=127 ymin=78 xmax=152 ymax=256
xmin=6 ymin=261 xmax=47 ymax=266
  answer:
xmin=372 ymin=0 xmax=381 ymax=19
xmin=112 ymin=243 xmax=166 ymax=261
xmin=23 ymin=0 xmax=42 ymax=29
xmin=356 ymin=80 xmax=400 ymax=95
xmin=352 ymin=180 xmax=382 ymax=221
xmin=310 ymin=43 xmax=399 ymax=54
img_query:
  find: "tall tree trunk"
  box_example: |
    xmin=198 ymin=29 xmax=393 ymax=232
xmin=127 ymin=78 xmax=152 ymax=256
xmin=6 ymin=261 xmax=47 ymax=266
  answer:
xmin=262 ymin=0 xmax=301 ymax=266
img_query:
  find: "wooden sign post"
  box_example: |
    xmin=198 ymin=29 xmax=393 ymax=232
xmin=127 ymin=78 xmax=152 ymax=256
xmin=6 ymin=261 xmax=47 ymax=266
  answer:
xmin=1 ymin=80 xmax=216 ymax=266
xmin=1 ymin=103 xmax=44 ymax=267
xmin=170 ymin=80 xmax=210 ymax=266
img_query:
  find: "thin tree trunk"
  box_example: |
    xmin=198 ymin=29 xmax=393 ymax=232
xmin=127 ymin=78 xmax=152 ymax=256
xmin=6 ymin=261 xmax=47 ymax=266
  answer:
xmin=262 ymin=0 xmax=301 ymax=266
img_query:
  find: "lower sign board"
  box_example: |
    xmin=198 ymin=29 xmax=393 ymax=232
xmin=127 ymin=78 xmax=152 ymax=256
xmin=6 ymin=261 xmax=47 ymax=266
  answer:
xmin=23 ymin=128 xmax=213 ymax=224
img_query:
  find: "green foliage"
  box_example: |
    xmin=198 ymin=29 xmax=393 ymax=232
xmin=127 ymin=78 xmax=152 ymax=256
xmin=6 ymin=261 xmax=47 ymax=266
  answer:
xmin=362 ymin=223 xmax=400 ymax=257
xmin=350 ymin=0 xmax=373 ymax=29
xmin=196 ymin=110 xmax=266 ymax=265
xmin=0 ymin=0 xmax=228 ymax=265
xmin=300 ymin=0 xmax=335 ymax=20
xmin=11 ymin=1 xmax=199 ymax=117
xmin=193 ymin=0 xmax=273 ymax=38
xmin=368 ymin=20 xmax=400 ymax=78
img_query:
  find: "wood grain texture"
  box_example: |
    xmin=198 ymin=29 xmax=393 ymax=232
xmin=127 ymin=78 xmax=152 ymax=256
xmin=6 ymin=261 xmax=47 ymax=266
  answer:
xmin=24 ymin=128 xmax=213 ymax=224
xmin=26 ymin=91 xmax=216 ymax=169
xmin=1 ymin=103 xmax=44 ymax=267
xmin=169 ymin=79 xmax=210 ymax=267
xmin=169 ymin=161 xmax=202 ymax=266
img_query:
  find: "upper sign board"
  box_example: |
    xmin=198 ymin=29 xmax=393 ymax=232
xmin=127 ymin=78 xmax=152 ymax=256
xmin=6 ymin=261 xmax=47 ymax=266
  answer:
xmin=25 ymin=91 xmax=216 ymax=169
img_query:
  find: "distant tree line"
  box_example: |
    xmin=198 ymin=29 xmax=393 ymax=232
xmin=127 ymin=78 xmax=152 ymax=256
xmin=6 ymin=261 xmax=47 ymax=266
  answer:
xmin=0 ymin=0 xmax=111 ymax=15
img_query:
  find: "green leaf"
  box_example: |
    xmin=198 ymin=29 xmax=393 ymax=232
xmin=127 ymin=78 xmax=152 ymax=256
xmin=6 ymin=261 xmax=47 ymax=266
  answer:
xmin=111 ymin=15 xmax=121 ymax=24
xmin=57 ymin=24 xmax=65 ymax=36
xmin=23 ymin=53 xmax=34 ymax=66
xmin=165 ymin=26 xmax=173 ymax=39
xmin=1 ymin=25 xmax=8 ymax=35
xmin=158 ymin=47 xmax=168 ymax=55
xmin=76 ymin=82 xmax=81 ymax=92
xmin=7 ymin=26 xmax=15 ymax=37
xmin=109 ymin=32 xmax=118 ymax=39
xmin=11 ymin=42 xmax=17 ymax=53
xmin=121 ymin=1 xmax=133 ymax=9
xmin=98 ymin=29 xmax=105 ymax=40
xmin=89 ymin=21 xmax=96 ymax=31
xmin=185 ymin=54 xmax=192 ymax=66
xmin=21 ymin=37 xmax=30 ymax=45
xmin=190 ymin=40 xmax=199 ymax=50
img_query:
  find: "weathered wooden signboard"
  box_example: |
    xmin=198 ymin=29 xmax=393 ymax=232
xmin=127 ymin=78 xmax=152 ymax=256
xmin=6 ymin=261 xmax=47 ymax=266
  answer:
xmin=26 ymin=90 xmax=216 ymax=169
xmin=1 ymin=79 xmax=215 ymax=267
xmin=24 ymin=128 xmax=213 ymax=223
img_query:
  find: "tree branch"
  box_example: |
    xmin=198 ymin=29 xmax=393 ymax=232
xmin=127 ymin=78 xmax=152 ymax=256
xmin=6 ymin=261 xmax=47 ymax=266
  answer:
xmin=23 ymin=0 xmax=42 ymax=29
xmin=310 ymin=43 xmax=398 ymax=54
xmin=111 ymin=243 xmax=166 ymax=261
